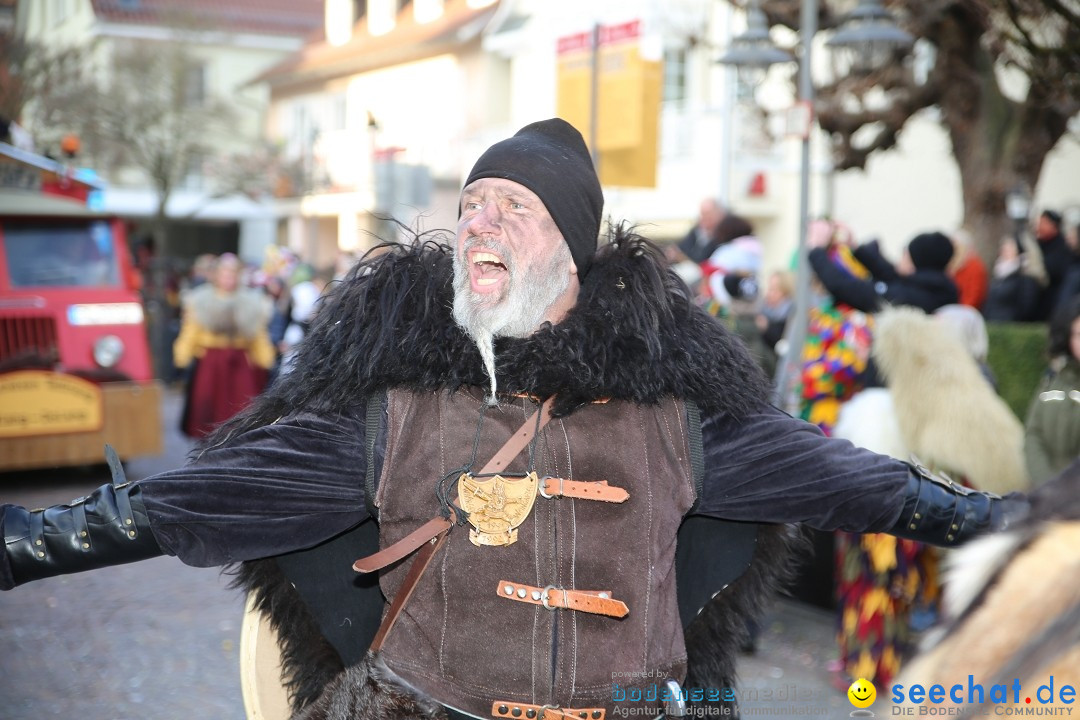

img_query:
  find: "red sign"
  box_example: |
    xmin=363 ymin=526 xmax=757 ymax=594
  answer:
xmin=557 ymin=20 xmax=641 ymax=55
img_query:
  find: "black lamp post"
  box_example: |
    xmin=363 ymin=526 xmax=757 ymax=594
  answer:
xmin=715 ymin=0 xmax=912 ymax=410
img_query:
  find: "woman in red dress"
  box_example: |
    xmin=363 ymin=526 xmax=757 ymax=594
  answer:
xmin=174 ymin=254 xmax=275 ymax=438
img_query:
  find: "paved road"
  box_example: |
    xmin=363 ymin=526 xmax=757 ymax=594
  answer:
xmin=0 ymin=388 xmax=247 ymax=720
xmin=0 ymin=388 xmax=855 ymax=719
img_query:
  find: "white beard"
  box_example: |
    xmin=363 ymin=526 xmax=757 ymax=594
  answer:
xmin=452 ymin=236 xmax=573 ymax=400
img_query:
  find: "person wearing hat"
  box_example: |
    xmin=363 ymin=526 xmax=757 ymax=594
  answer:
xmin=1033 ymin=209 xmax=1072 ymax=321
xmin=1 ymin=120 xmax=1026 ymax=719
xmin=808 ymin=229 xmax=959 ymax=314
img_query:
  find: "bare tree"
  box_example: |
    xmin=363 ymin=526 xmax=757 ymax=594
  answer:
xmin=0 ymin=35 xmax=97 ymax=148
xmin=756 ymin=0 xmax=1080 ymax=265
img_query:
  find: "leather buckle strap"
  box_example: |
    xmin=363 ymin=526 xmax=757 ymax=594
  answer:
xmin=496 ymin=580 xmax=629 ymax=618
xmin=539 ymin=478 xmax=628 ymax=503
xmin=480 ymin=396 xmax=556 ymax=475
xmin=369 ymin=530 xmax=449 ymax=653
xmin=491 ymin=701 xmax=606 ymax=720
xmin=352 ymin=515 xmax=452 ymax=573
xmin=353 ymin=397 xmax=557 ymax=574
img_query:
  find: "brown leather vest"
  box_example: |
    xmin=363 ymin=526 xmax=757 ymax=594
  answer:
xmin=376 ymin=387 xmax=696 ymax=718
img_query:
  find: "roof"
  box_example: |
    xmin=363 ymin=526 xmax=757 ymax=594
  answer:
xmin=89 ymin=0 xmax=324 ymax=39
xmin=255 ymin=0 xmax=499 ymax=90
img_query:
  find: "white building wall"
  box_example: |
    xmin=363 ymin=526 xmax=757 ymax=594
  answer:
xmin=833 ymin=109 xmax=963 ymax=258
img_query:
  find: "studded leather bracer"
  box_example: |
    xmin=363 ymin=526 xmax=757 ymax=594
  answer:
xmin=2 ymin=449 xmax=162 ymax=589
xmin=889 ymin=462 xmax=1028 ymax=547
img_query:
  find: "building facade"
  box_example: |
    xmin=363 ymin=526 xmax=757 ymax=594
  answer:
xmin=15 ymin=0 xmax=323 ymax=265
xmin=262 ymin=0 xmax=1080 ymax=275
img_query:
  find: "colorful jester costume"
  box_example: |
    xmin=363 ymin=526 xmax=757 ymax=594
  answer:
xmin=799 ymin=243 xmax=933 ymax=687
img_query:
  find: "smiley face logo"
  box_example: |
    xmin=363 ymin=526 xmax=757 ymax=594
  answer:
xmin=848 ymin=678 xmax=876 ymax=708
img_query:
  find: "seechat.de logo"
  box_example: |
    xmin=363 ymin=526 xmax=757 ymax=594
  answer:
xmin=849 ymin=678 xmax=877 ymax=717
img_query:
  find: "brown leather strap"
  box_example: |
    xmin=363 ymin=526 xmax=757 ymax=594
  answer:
xmin=481 ymin=396 xmax=555 ymax=474
xmin=352 ymin=515 xmax=452 ymax=573
xmin=353 ymin=396 xmax=557 ymax=574
xmin=368 ymin=530 xmax=448 ymax=653
xmin=355 ymin=396 xmax=558 ymax=654
xmin=540 ymin=478 xmax=628 ymax=503
xmin=496 ymin=580 xmax=629 ymax=618
xmin=491 ymin=700 xmax=606 ymax=720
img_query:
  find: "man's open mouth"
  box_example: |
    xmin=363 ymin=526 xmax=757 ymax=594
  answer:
xmin=469 ymin=250 xmax=508 ymax=292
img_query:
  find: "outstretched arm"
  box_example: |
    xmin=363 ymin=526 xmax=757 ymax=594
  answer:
xmin=2 ymin=406 xmax=371 ymax=590
xmin=807 ymin=247 xmax=882 ymax=313
xmin=694 ymin=403 xmax=1025 ymax=546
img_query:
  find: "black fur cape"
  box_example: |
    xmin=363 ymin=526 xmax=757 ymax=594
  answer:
xmin=217 ymin=226 xmax=803 ymax=716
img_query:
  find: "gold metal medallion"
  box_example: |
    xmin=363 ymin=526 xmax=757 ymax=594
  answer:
xmin=457 ymin=471 xmax=539 ymax=547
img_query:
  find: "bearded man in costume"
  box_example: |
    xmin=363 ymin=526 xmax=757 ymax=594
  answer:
xmin=1 ymin=120 xmax=1027 ymax=720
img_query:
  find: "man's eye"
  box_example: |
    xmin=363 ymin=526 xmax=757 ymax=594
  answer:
xmin=509 ymin=202 xmax=525 ymax=210
xmin=464 ymin=201 xmax=482 ymax=211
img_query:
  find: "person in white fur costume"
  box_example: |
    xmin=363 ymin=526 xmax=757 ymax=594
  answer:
xmin=830 ymin=305 xmax=1029 ymax=687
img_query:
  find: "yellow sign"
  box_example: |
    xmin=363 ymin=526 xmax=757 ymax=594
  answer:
xmin=556 ymin=20 xmax=662 ymax=188
xmin=0 ymin=371 xmax=104 ymax=437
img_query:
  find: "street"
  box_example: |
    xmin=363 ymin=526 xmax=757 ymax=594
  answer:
xmin=0 ymin=388 xmax=246 ymax=719
xmin=0 ymin=388 xmax=855 ymax=719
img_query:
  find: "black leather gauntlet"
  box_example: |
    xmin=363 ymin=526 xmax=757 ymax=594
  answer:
xmin=2 ymin=447 xmax=163 ymax=589
xmin=889 ymin=462 xmax=1028 ymax=547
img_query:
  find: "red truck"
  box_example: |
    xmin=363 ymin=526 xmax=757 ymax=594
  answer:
xmin=0 ymin=142 xmax=162 ymax=470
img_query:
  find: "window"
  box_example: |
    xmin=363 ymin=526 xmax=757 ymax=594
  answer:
xmin=182 ymin=152 xmax=205 ymax=191
xmin=414 ymin=0 xmax=442 ymax=23
xmin=368 ymin=0 xmax=395 ymax=35
xmin=331 ymin=94 xmax=347 ymax=131
xmin=5 ymin=222 xmax=120 ymax=288
xmin=184 ymin=63 xmax=207 ymax=105
xmin=353 ymin=0 xmax=367 ymax=22
xmin=51 ymin=0 xmax=70 ymax=24
xmin=662 ymin=48 xmax=688 ymax=106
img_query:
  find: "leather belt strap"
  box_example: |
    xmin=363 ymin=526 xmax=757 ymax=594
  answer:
xmin=540 ymin=478 xmax=628 ymax=503
xmin=482 ymin=397 xmax=555 ymax=475
xmin=491 ymin=701 xmax=606 ymax=720
xmin=352 ymin=515 xmax=452 ymax=573
xmin=368 ymin=531 xmax=448 ymax=653
xmin=353 ymin=397 xmax=557 ymax=574
xmin=496 ymin=580 xmax=629 ymax=618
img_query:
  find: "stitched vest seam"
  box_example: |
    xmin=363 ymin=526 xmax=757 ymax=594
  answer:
xmin=639 ymin=404 xmax=654 ymax=673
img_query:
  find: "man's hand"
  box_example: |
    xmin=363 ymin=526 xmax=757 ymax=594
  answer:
xmin=806 ymin=219 xmax=835 ymax=250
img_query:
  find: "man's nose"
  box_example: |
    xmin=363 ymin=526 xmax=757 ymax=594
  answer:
xmin=465 ymin=202 xmax=501 ymax=234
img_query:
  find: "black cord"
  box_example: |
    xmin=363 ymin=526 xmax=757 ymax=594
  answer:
xmin=436 ymin=397 xmax=547 ymax=525
xmin=435 ymin=401 xmax=489 ymax=525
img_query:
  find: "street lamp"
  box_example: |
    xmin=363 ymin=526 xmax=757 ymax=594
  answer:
xmin=826 ymin=0 xmax=914 ymax=76
xmin=715 ymin=0 xmax=911 ymax=411
xmin=715 ymin=0 xmax=794 ymax=90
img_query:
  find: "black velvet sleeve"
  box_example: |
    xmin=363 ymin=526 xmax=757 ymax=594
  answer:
xmin=138 ymin=406 xmax=370 ymax=568
xmin=694 ymin=403 xmax=909 ymax=532
xmin=853 ymin=240 xmax=901 ymax=284
xmin=807 ymin=247 xmax=882 ymax=313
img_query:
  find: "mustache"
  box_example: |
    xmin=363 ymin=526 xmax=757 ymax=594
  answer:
xmin=463 ymin=235 xmax=513 ymax=268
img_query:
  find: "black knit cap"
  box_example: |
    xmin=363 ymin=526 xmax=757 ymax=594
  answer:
xmin=907 ymin=231 xmax=954 ymax=271
xmin=463 ymin=118 xmax=604 ymax=277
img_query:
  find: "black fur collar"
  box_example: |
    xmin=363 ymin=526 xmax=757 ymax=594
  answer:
xmin=216 ymin=226 xmax=768 ymax=438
